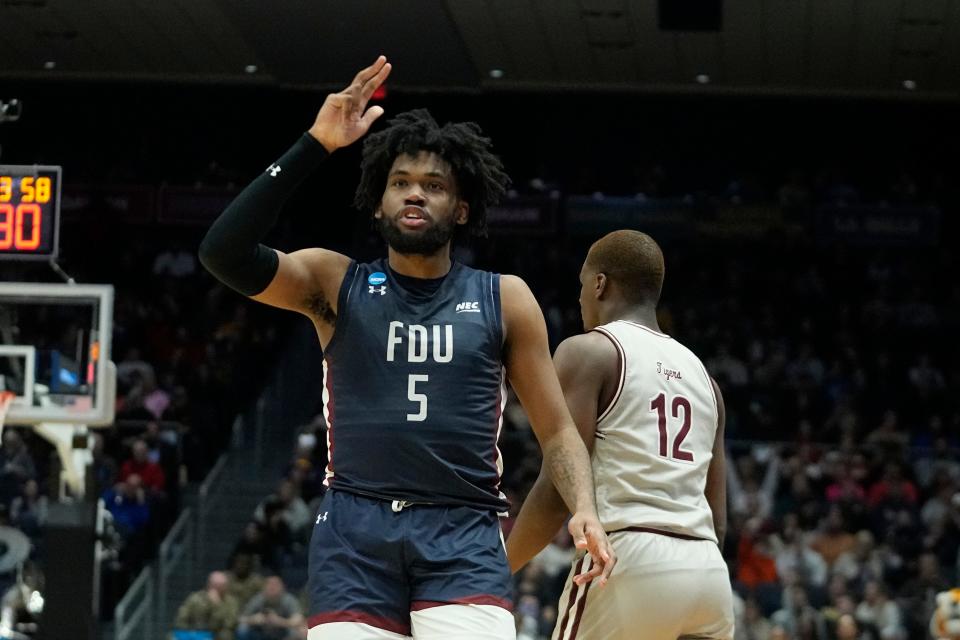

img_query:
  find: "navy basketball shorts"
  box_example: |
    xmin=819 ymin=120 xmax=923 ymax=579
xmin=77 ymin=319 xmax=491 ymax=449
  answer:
xmin=306 ymin=489 xmax=515 ymax=639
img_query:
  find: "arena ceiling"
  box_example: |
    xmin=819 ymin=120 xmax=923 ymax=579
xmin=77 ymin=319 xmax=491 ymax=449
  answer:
xmin=1 ymin=0 xmax=959 ymax=100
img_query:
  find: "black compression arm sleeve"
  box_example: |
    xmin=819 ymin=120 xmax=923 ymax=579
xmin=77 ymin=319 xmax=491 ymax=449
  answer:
xmin=198 ymin=133 xmax=329 ymax=296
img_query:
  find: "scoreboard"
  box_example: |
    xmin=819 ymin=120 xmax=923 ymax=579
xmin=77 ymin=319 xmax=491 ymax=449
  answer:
xmin=0 ymin=165 xmax=61 ymax=260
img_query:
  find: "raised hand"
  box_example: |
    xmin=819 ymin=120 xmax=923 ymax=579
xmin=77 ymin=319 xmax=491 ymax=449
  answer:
xmin=308 ymin=55 xmax=392 ymax=152
xmin=568 ymin=511 xmax=617 ymax=587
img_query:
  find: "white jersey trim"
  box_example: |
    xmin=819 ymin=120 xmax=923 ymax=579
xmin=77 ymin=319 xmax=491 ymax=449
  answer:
xmin=321 ymin=358 xmax=335 ymax=486
xmin=592 ymin=326 xmax=625 ymax=424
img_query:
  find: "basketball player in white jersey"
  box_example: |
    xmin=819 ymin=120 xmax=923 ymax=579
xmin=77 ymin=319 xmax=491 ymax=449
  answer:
xmin=506 ymin=230 xmax=734 ymax=640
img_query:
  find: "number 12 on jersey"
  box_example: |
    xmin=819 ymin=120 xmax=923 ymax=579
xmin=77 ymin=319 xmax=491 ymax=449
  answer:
xmin=650 ymin=393 xmax=694 ymax=462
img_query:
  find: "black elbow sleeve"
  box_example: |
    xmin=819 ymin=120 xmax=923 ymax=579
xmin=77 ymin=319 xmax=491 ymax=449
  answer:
xmin=198 ymin=133 xmax=327 ymax=296
xmin=198 ymin=238 xmax=279 ymax=297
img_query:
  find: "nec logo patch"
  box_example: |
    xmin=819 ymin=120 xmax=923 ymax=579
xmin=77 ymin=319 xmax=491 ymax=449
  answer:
xmin=456 ymin=301 xmax=480 ymax=313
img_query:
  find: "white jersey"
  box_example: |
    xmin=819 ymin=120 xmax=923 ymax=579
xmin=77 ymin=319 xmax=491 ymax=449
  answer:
xmin=591 ymin=320 xmax=719 ymax=542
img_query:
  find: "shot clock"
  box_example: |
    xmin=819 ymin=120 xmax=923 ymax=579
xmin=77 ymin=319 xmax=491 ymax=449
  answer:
xmin=0 ymin=165 xmax=61 ymax=260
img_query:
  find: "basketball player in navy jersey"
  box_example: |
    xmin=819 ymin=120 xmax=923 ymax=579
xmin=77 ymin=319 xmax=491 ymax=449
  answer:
xmin=199 ymin=56 xmax=614 ymax=640
xmin=507 ymin=231 xmax=734 ymax=639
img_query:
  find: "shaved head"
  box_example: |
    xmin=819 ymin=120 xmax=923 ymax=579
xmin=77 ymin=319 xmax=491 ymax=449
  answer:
xmin=585 ymin=230 xmax=664 ymax=305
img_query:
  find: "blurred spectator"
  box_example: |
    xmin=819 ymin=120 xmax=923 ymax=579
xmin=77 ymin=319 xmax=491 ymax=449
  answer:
xmin=709 ymin=345 xmax=749 ymax=388
xmin=153 ymin=246 xmax=198 ymax=279
xmin=738 ymin=597 xmax=773 ymax=640
xmin=899 ymin=553 xmax=951 ymax=636
xmin=227 ymin=553 xmax=264 ymax=611
xmin=120 ymin=439 xmax=167 ymax=494
xmin=0 ymin=563 xmax=43 ymax=640
xmin=854 ymin=580 xmax=904 ymax=640
xmin=821 ymin=577 xmax=858 ymax=630
xmin=254 ymin=480 xmax=311 ymax=542
xmin=809 ymin=505 xmax=857 ymax=568
xmin=236 ymin=576 xmax=303 ymax=640
xmin=825 ymin=467 xmax=867 ymax=506
xmin=865 ymin=413 xmax=909 ymax=457
xmin=834 ymin=613 xmax=867 ymax=640
xmin=9 ymin=480 xmax=48 ymax=539
xmin=916 ymin=442 xmax=960 ymax=491
xmin=735 ymin=516 xmax=781 ymax=614
xmin=0 ymin=431 xmax=36 ymax=487
xmin=142 ymin=421 xmax=179 ymax=468
xmin=90 ymin=432 xmax=118 ymax=497
xmin=173 ymin=571 xmax=239 ymax=640
xmin=837 ymin=531 xmax=905 ymax=591
xmin=728 ymin=448 xmax=781 ymax=522
xmin=772 ymin=514 xmax=828 ymax=589
xmin=232 ymin=522 xmax=273 ymax=573
xmin=771 ymin=584 xmax=828 ymax=639
xmin=867 ymin=463 xmax=918 ymax=508
xmin=102 ymin=475 xmax=150 ymax=538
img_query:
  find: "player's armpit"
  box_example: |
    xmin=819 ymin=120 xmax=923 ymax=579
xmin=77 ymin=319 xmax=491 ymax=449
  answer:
xmin=251 ymin=248 xmax=351 ymax=322
xmin=704 ymin=377 xmax=727 ymax=545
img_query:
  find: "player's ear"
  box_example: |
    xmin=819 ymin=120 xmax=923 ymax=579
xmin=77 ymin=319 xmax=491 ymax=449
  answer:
xmin=595 ymin=273 xmax=607 ymax=299
xmin=455 ymin=201 xmax=469 ymax=226
xmin=373 ymin=206 xmax=383 ymax=220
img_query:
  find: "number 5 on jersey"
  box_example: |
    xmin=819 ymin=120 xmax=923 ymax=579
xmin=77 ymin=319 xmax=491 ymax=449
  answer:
xmin=407 ymin=374 xmax=428 ymax=422
xmin=650 ymin=393 xmax=694 ymax=462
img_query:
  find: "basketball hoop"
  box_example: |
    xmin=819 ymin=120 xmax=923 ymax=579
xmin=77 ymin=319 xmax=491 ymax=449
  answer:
xmin=0 ymin=391 xmax=14 ymax=435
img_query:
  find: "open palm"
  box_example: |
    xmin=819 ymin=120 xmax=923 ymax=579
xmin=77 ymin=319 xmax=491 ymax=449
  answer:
xmin=309 ymin=55 xmax=392 ymax=152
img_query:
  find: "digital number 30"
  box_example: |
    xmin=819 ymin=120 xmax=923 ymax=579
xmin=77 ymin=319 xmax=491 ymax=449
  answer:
xmin=0 ymin=204 xmax=42 ymax=250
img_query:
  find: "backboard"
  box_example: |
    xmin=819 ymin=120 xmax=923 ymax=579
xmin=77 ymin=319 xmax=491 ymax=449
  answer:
xmin=0 ymin=282 xmax=115 ymax=426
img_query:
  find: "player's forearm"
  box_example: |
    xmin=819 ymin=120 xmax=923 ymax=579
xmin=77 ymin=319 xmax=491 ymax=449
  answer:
xmin=542 ymin=425 xmax=598 ymax=516
xmin=506 ymin=473 xmax=569 ymax=573
xmin=198 ymin=133 xmax=328 ymax=296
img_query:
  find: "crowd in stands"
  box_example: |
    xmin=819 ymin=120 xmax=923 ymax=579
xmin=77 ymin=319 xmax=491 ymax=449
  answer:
xmin=159 ymin=149 xmax=960 ymax=640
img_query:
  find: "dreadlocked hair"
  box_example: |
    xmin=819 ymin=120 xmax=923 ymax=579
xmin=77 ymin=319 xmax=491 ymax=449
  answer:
xmin=354 ymin=109 xmax=510 ymax=237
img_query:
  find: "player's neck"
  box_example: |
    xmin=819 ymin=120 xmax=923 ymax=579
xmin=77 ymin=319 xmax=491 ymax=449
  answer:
xmin=387 ymin=246 xmax=453 ymax=279
xmin=603 ymin=303 xmax=661 ymax=332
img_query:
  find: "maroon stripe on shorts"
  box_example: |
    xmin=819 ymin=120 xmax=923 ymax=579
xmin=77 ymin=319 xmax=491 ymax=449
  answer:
xmin=557 ymin=556 xmax=585 ymax=637
xmin=308 ymin=610 xmax=410 ymax=636
xmin=607 ymin=525 xmax=710 ymax=541
xmin=411 ymin=594 xmax=513 ymax=612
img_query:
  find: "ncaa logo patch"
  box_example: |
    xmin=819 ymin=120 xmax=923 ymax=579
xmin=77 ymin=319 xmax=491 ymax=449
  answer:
xmin=368 ymin=272 xmax=387 ymax=286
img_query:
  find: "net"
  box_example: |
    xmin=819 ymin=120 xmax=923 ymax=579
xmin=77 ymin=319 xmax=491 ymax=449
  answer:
xmin=0 ymin=390 xmax=13 ymax=432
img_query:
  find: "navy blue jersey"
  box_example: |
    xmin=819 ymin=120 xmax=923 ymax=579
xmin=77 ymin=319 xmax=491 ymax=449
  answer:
xmin=321 ymin=259 xmax=508 ymax=512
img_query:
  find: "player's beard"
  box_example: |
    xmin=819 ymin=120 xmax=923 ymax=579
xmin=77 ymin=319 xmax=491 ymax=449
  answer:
xmin=378 ymin=210 xmax=456 ymax=256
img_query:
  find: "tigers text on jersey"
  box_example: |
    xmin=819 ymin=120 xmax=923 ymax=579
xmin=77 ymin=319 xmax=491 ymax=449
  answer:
xmin=321 ymin=259 xmax=508 ymax=512
xmin=591 ymin=320 xmax=719 ymax=542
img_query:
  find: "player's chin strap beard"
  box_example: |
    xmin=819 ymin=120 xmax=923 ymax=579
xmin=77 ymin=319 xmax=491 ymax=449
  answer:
xmin=378 ymin=210 xmax=454 ymax=256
